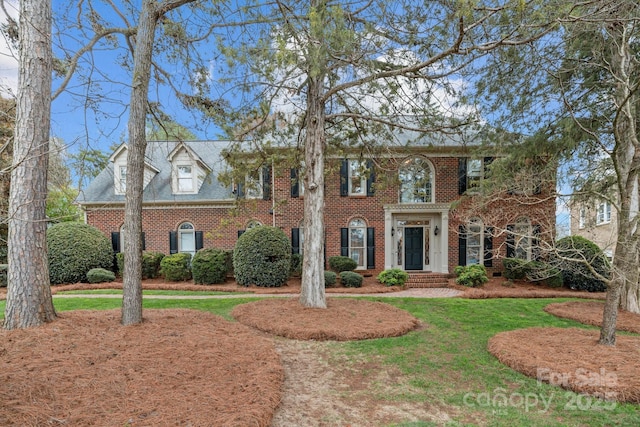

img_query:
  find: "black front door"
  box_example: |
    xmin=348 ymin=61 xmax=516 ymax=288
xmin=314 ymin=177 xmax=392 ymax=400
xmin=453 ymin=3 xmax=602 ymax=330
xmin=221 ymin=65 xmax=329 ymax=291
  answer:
xmin=404 ymin=227 xmax=423 ymax=270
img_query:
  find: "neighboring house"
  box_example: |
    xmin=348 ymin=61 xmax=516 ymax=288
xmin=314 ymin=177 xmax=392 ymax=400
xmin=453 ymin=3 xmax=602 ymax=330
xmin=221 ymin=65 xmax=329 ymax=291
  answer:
xmin=77 ymin=136 xmax=555 ymax=282
xmin=569 ymin=198 xmax=616 ymax=260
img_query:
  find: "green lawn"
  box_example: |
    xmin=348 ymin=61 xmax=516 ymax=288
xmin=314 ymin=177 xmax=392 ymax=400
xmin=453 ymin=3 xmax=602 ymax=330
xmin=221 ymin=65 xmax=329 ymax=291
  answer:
xmin=0 ymin=296 xmax=637 ymax=426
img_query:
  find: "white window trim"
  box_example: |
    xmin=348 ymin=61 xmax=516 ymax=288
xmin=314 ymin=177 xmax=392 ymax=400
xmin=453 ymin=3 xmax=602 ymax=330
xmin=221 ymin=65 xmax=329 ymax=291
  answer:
xmin=175 ymin=163 xmax=196 ymax=194
xmin=245 ymin=170 xmax=264 ymax=199
xmin=466 ymin=219 xmax=483 ymax=266
xmin=399 ymin=157 xmax=434 ymax=204
xmin=467 ymin=158 xmax=483 ymax=190
xmin=116 ymin=165 xmax=127 ymax=195
xmin=348 ymin=160 xmax=367 ymax=196
xmin=578 ymin=207 xmax=586 ymax=229
xmin=348 ymin=218 xmax=367 ymax=270
xmin=596 ymin=202 xmax=611 ymax=225
xmin=178 ymin=222 xmax=196 ymax=256
xmin=514 ymin=219 xmax=533 ymax=261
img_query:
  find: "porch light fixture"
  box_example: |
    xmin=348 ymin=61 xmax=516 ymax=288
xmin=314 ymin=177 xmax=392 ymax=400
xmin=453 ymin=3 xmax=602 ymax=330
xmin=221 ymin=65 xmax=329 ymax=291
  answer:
xmin=434 ymin=225 xmax=439 ymax=236
xmin=391 ymin=227 xmax=395 ymax=236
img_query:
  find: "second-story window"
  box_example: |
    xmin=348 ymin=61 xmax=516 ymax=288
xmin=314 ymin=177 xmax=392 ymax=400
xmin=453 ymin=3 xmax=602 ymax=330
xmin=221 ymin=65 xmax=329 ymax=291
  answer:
xmin=597 ymin=202 xmax=611 ymax=225
xmin=466 ymin=159 xmax=483 ymax=190
xmin=246 ymin=169 xmax=263 ymax=199
xmin=177 ymin=165 xmax=194 ymax=192
xmin=579 ymin=207 xmax=586 ymax=229
xmin=118 ymin=166 xmax=127 ymax=193
xmin=399 ymin=157 xmax=433 ymax=203
xmin=348 ymin=160 xmax=366 ymax=195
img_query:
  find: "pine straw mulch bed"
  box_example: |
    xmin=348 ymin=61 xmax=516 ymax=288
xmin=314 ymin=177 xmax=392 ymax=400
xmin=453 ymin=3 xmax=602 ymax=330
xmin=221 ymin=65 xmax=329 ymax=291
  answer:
xmin=232 ymin=298 xmax=421 ymax=341
xmin=489 ymin=327 xmax=640 ymax=403
xmin=544 ymin=301 xmax=640 ymax=334
xmin=0 ymin=309 xmax=283 ymax=427
xmin=456 ymin=278 xmax=607 ymax=300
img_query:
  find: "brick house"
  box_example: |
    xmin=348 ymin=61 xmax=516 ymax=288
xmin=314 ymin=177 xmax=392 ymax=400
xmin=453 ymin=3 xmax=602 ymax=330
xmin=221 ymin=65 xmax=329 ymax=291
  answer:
xmin=569 ymin=197 xmax=616 ymax=260
xmin=77 ymin=136 xmax=555 ymax=284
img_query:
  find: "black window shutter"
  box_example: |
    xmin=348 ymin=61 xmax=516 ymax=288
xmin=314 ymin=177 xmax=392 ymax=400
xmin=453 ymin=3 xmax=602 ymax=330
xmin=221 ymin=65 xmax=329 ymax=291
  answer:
xmin=291 ymin=168 xmax=299 ymax=198
xmin=366 ymin=159 xmax=375 ymax=197
xmin=141 ymin=232 xmax=146 ymax=251
xmin=169 ymin=231 xmax=178 ymax=254
xmin=195 ymin=231 xmax=204 ymax=251
xmin=111 ymin=232 xmax=121 ymax=253
xmin=340 ymin=159 xmax=348 ymax=196
xmin=366 ymin=227 xmax=375 ymax=269
xmin=506 ymin=224 xmax=515 ymax=258
xmin=484 ymin=227 xmax=493 ymax=268
xmin=458 ymin=158 xmax=467 ymax=195
xmin=532 ymin=225 xmax=542 ymax=260
xmin=238 ymin=230 xmax=245 ymax=238
xmin=262 ymin=166 xmax=272 ymax=201
xmin=291 ymin=228 xmax=300 ymax=254
xmin=458 ymin=225 xmax=467 ymax=266
xmin=340 ymin=228 xmax=349 ymax=256
xmin=236 ymin=182 xmax=245 ymax=199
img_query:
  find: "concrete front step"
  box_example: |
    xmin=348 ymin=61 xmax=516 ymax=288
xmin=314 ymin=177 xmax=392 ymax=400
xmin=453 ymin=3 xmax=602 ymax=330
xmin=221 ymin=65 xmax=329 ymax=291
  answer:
xmin=405 ymin=273 xmax=451 ymax=288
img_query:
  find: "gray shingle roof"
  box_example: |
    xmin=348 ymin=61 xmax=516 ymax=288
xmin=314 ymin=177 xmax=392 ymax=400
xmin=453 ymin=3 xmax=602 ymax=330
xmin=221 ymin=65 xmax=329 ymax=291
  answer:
xmin=77 ymin=140 xmax=235 ymax=205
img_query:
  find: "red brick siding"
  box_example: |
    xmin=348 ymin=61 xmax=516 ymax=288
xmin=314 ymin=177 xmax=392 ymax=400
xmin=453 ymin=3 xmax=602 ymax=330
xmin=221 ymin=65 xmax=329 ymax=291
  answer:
xmin=85 ymin=156 xmax=555 ymax=275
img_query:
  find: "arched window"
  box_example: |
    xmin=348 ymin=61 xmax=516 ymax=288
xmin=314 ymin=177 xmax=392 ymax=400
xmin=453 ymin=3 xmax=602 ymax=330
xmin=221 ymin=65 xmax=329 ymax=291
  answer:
xmin=178 ymin=222 xmax=196 ymax=255
xmin=348 ymin=218 xmax=367 ymax=269
xmin=399 ymin=157 xmax=433 ymax=203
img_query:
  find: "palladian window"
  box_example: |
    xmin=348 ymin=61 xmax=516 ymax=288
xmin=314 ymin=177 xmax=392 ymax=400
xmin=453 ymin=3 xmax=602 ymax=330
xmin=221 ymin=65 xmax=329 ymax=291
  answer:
xmin=399 ymin=157 xmax=433 ymax=203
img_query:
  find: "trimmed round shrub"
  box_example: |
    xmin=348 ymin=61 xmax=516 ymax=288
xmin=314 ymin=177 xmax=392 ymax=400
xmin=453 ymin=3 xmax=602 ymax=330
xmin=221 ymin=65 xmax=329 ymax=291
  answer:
xmin=48 ymin=222 xmax=114 ymax=285
xmin=377 ymin=268 xmax=409 ymax=287
xmin=324 ymin=270 xmax=337 ymax=287
xmin=142 ymin=251 xmax=165 ymax=279
xmin=454 ymin=264 xmax=488 ymax=287
xmin=86 ymin=268 xmax=116 ymax=283
xmin=160 ymin=253 xmax=192 ymax=281
xmin=340 ymin=271 xmax=363 ymax=288
xmin=328 ymin=255 xmax=357 ymax=273
xmin=554 ymin=236 xmax=609 ymax=292
xmin=116 ymin=251 xmax=165 ymax=279
xmin=192 ymin=248 xmax=230 ymax=285
xmin=233 ymin=226 xmax=291 ymax=287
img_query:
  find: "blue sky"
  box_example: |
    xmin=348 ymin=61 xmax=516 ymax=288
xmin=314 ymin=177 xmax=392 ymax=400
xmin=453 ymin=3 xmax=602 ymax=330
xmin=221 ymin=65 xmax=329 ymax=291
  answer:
xmin=0 ymin=0 xmax=572 ymax=234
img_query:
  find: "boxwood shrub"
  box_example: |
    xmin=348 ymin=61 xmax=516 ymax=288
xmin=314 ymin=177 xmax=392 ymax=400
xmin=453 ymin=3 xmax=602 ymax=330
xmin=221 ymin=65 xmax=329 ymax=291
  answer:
xmin=324 ymin=270 xmax=337 ymax=287
xmin=191 ymin=248 xmax=230 ymax=285
xmin=503 ymin=258 xmax=563 ymax=288
xmin=233 ymin=226 xmax=291 ymax=287
xmin=116 ymin=251 xmax=165 ymax=279
xmin=340 ymin=271 xmax=363 ymax=288
xmin=160 ymin=253 xmax=192 ymax=281
xmin=86 ymin=268 xmax=116 ymax=283
xmin=48 ymin=222 xmax=114 ymax=285
xmin=328 ymin=256 xmax=357 ymax=273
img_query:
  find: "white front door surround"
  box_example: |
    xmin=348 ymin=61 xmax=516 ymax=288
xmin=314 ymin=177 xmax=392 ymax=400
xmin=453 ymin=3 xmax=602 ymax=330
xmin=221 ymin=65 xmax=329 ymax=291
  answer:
xmin=384 ymin=203 xmax=450 ymax=274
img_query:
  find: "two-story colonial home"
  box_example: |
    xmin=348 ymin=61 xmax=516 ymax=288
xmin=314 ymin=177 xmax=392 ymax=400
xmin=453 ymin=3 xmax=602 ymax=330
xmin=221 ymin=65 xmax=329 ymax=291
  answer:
xmin=77 ymin=133 xmax=555 ymax=286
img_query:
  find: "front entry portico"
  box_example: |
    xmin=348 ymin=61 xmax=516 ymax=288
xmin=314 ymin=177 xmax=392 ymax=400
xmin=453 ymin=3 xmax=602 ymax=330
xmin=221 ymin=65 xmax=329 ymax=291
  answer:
xmin=384 ymin=203 xmax=450 ymax=274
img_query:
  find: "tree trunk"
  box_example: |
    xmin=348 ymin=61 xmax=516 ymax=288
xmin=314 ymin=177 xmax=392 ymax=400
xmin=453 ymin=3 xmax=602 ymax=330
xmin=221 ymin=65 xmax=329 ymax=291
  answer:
xmin=299 ymin=75 xmax=327 ymax=309
xmin=121 ymin=0 xmax=159 ymax=326
xmin=3 ymin=0 xmax=57 ymax=329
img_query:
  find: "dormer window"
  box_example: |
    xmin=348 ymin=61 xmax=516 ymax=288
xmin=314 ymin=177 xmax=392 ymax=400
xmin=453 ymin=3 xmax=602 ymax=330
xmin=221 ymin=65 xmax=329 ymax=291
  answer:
xmin=118 ymin=166 xmax=127 ymax=193
xmin=177 ymin=165 xmax=195 ymax=193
